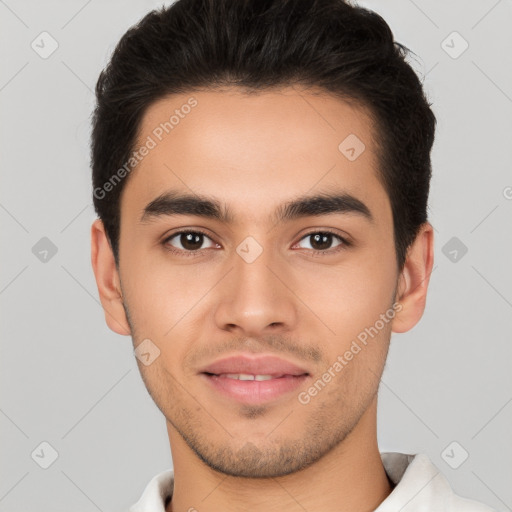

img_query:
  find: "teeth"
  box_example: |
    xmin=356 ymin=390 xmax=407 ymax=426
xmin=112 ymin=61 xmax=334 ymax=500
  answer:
xmin=238 ymin=374 xmax=255 ymax=381
xmin=224 ymin=374 xmax=274 ymax=381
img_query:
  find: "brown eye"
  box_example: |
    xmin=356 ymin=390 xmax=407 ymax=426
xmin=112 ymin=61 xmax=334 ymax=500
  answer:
xmin=164 ymin=231 xmax=216 ymax=252
xmin=296 ymin=231 xmax=348 ymax=253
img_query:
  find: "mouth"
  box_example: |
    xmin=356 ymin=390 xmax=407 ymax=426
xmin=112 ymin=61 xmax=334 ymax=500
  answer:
xmin=198 ymin=355 xmax=310 ymax=405
xmin=205 ymin=373 xmax=298 ymax=381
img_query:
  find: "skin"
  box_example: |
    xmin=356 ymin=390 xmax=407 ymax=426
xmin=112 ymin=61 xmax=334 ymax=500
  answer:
xmin=91 ymin=86 xmax=434 ymax=512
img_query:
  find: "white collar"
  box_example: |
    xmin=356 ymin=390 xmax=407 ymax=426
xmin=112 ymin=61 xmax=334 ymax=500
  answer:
xmin=129 ymin=452 xmax=495 ymax=511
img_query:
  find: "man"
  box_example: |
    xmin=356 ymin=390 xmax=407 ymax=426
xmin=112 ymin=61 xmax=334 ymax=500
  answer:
xmin=90 ymin=0 xmax=496 ymax=510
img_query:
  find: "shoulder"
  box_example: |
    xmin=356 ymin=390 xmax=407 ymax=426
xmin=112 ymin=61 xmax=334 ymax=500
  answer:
xmin=128 ymin=468 xmax=174 ymax=512
xmin=377 ymin=452 xmax=497 ymax=512
xmin=449 ymin=493 xmax=497 ymax=512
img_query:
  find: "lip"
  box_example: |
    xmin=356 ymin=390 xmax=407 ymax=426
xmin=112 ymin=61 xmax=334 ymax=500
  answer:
xmin=199 ymin=354 xmax=309 ymax=377
xmin=199 ymin=354 xmax=310 ymax=405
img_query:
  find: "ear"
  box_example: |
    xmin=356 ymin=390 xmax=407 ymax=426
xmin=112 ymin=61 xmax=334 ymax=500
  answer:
xmin=392 ymin=222 xmax=434 ymax=333
xmin=90 ymin=218 xmax=131 ymax=336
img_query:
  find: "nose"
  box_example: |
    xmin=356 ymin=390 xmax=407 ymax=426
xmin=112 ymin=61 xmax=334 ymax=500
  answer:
xmin=213 ymin=238 xmax=299 ymax=337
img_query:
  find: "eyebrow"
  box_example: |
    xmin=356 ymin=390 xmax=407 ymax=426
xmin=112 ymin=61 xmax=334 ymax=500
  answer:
xmin=140 ymin=190 xmax=373 ymax=225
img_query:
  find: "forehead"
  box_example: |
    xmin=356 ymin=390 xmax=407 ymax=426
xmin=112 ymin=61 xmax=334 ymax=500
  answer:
xmin=121 ymin=86 xmax=390 ymax=226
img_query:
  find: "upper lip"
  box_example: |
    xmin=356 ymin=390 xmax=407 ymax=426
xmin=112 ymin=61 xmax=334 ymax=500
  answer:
xmin=199 ymin=354 xmax=310 ymax=377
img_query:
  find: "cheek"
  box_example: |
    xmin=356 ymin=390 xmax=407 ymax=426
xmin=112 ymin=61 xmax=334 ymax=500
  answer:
xmin=292 ymin=254 xmax=397 ymax=342
xmin=121 ymin=252 xmax=217 ymax=335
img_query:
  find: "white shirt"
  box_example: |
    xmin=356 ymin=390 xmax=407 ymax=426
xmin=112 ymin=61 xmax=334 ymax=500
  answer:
xmin=128 ymin=452 xmax=496 ymax=511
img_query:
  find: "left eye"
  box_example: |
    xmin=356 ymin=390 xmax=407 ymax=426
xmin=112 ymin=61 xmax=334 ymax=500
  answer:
xmin=164 ymin=231 xmax=217 ymax=252
xmin=295 ymin=232 xmax=345 ymax=251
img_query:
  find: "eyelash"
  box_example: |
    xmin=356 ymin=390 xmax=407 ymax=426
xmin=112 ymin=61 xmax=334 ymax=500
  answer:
xmin=162 ymin=229 xmax=351 ymax=258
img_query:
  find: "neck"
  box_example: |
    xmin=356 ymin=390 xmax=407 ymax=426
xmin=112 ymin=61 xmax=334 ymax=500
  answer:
xmin=166 ymin=398 xmax=392 ymax=512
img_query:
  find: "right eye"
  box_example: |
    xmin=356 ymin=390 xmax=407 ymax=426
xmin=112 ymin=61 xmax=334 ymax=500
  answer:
xmin=162 ymin=230 xmax=219 ymax=255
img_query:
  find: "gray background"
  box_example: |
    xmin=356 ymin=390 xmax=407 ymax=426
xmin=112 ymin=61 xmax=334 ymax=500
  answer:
xmin=1 ymin=0 xmax=511 ymax=510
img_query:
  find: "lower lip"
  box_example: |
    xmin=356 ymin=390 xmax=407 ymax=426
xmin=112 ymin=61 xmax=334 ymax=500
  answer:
xmin=201 ymin=373 xmax=309 ymax=405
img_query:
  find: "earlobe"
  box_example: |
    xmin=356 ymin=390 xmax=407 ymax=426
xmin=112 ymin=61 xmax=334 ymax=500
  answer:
xmin=90 ymin=219 xmax=131 ymax=336
xmin=391 ymin=223 xmax=435 ymax=334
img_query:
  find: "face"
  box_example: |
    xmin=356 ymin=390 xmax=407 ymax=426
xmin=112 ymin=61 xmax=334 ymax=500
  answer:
xmin=114 ymin=87 xmax=401 ymax=477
